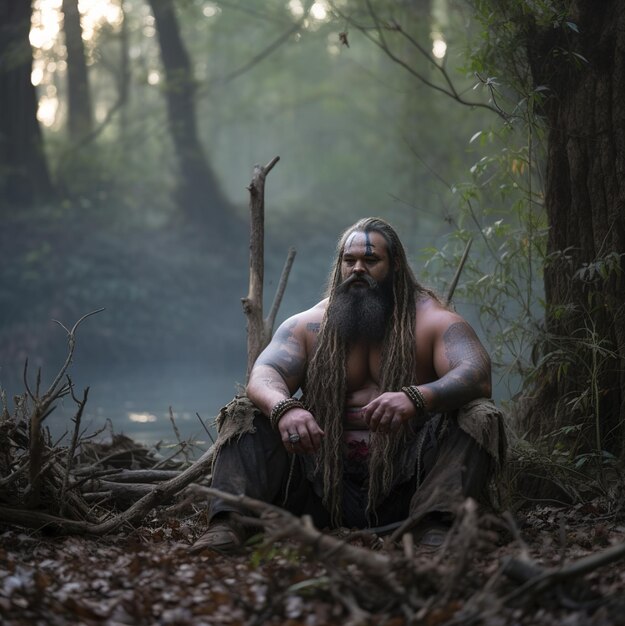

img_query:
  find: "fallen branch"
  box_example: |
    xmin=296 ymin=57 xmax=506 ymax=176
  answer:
xmin=79 ymin=480 xmax=167 ymax=507
xmin=0 ymin=447 xmax=215 ymax=534
xmin=503 ymin=540 xmax=625 ymax=603
xmin=76 ymin=446 xmax=156 ymax=472
xmin=91 ymin=469 xmax=182 ymax=483
xmin=60 ymin=386 xmax=89 ymax=516
xmin=195 ymin=488 xmax=439 ymax=607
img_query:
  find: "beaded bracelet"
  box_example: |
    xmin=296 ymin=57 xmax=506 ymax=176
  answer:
xmin=401 ymin=385 xmax=427 ymax=414
xmin=270 ymin=397 xmax=305 ymax=430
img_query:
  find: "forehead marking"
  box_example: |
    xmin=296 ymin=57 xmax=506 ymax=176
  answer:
xmin=344 ymin=231 xmax=377 ymax=255
xmin=344 ymin=232 xmax=358 ymax=253
xmin=364 ymin=231 xmax=373 ymax=256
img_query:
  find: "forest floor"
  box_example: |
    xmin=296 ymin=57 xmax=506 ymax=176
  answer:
xmin=1 ymin=498 xmax=624 ymax=626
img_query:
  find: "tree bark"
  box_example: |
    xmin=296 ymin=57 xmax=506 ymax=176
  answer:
xmin=522 ymin=1 xmax=625 ymax=458
xmin=148 ymin=0 xmax=232 ymax=229
xmin=241 ymin=157 xmax=297 ymax=381
xmin=61 ymin=0 xmax=93 ymax=140
xmin=0 ymin=0 xmax=54 ymax=208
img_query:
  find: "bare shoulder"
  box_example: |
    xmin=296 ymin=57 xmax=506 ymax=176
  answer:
xmin=299 ymin=299 xmax=327 ymax=336
xmin=415 ymin=294 xmax=489 ymax=362
xmin=270 ymin=299 xmax=327 ymax=347
xmin=417 ymin=294 xmax=491 ymax=393
xmin=416 ymin=294 xmax=467 ymax=336
xmin=252 ymin=303 xmax=323 ymax=387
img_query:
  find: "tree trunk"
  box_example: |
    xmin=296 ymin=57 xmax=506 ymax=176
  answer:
xmin=61 ymin=0 xmax=93 ymax=140
xmin=0 ymin=0 xmax=54 ymax=208
xmin=148 ymin=0 xmax=232 ymax=230
xmin=523 ymin=1 xmax=625 ymax=459
xmin=118 ymin=0 xmax=130 ymax=143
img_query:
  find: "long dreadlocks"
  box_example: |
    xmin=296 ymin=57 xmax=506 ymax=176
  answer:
xmin=304 ymin=217 xmax=437 ymax=525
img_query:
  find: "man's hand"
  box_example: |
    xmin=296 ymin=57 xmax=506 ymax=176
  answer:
xmin=362 ymin=391 xmax=422 ymax=433
xmin=278 ymin=408 xmax=325 ymax=454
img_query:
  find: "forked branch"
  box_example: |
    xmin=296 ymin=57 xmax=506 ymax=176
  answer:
xmin=241 ymin=156 xmax=296 ymax=380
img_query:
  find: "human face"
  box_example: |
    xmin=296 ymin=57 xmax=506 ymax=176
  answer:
xmin=328 ymin=230 xmax=394 ymax=343
xmin=340 ymin=230 xmax=391 ymax=287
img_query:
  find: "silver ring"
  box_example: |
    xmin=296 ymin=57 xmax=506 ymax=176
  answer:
xmin=288 ymin=433 xmax=301 ymax=444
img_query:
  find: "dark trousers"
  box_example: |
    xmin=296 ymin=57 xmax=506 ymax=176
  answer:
xmin=209 ymin=414 xmax=491 ymax=529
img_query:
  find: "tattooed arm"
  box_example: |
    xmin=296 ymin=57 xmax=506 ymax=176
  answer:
xmin=246 ymin=311 xmax=325 ymax=453
xmin=363 ymin=310 xmax=491 ymax=432
xmin=421 ymin=317 xmax=492 ymax=412
xmin=247 ymin=317 xmax=306 ymax=407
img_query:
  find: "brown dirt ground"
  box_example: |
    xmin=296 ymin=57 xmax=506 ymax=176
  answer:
xmin=1 ymin=500 xmax=624 ymax=626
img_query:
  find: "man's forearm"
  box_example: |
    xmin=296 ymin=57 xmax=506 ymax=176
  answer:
xmin=419 ymin=364 xmax=491 ymax=413
xmin=246 ymin=364 xmax=292 ymax=417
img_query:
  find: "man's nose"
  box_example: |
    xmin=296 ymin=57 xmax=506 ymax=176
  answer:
xmin=352 ymin=260 xmax=367 ymax=274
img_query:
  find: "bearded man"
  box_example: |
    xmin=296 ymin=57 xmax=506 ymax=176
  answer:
xmin=192 ymin=217 xmax=505 ymax=552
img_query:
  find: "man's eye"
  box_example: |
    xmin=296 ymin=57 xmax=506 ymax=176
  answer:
xmin=365 ymin=258 xmax=378 ymax=265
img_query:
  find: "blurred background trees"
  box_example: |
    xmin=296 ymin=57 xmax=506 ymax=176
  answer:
xmin=2 ymin=0 xmax=492 ymax=439
xmin=1 ymin=0 xmax=623 ymax=483
xmin=0 ymin=1 xmax=54 ymax=206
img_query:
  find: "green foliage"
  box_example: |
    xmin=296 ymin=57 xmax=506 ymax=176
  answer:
xmin=423 ymin=120 xmax=547 ymax=398
xmin=532 ymin=279 xmax=621 ymax=465
xmin=573 ymin=252 xmax=625 ymax=286
xmin=502 ymin=432 xmax=623 ymax=507
xmin=430 ymin=0 xmax=624 ymax=483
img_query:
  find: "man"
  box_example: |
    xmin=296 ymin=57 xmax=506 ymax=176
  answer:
xmin=192 ymin=217 xmax=505 ymax=552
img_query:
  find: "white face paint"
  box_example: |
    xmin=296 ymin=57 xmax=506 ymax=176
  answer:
xmin=341 ymin=231 xmax=391 ymax=285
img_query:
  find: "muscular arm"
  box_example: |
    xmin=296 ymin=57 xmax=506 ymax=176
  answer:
xmin=420 ymin=320 xmax=492 ymax=412
xmin=246 ymin=314 xmax=324 ymax=453
xmin=363 ymin=315 xmax=491 ymax=433
xmin=246 ymin=318 xmax=306 ymax=415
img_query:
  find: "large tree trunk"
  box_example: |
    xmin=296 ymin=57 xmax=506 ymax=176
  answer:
xmin=0 ymin=0 xmax=54 ymax=208
xmin=61 ymin=0 xmax=93 ymax=140
xmin=523 ymin=2 xmax=625 ymax=459
xmin=148 ymin=0 xmax=232 ymax=230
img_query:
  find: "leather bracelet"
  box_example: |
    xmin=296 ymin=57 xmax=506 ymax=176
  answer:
xmin=401 ymin=385 xmax=426 ymax=414
xmin=270 ymin=397 xmax=304 ymax=430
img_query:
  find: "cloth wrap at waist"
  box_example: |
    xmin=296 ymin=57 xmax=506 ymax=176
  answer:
xmin=207 ymin=395 xmax=507 ymax=498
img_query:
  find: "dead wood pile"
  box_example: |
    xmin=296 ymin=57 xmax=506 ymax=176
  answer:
xmin=2 ymin=332 xmax=625 ymax=625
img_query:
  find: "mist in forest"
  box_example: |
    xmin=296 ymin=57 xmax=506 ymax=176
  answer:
xmin=0 ymin=0 xmax=509 ymax=446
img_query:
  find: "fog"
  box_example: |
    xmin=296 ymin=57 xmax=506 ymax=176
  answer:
xmin=1 ymin=0 xmax=536 ymax=450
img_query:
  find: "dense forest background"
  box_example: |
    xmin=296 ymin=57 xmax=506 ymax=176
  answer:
xmin=1 ymin=0 xmax=623 ymax=485
xmin=2 ymin=3 xmax=625 ymax=623
xmin=1 ymin=0 xmax=504 ymax=444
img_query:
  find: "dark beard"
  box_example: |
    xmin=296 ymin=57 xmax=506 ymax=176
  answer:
xmin=326 ymin=272 xmax=394 ymax=344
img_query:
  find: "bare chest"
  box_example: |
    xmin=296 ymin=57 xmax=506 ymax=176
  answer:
xmin=345 ymin=343 xmax=382 ymax=391
xmin=344 ymin=342 xmax=436 ymax=392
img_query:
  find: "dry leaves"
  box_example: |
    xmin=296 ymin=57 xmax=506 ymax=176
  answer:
xmin=1 ymin=499 xmax=625 ymax=625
